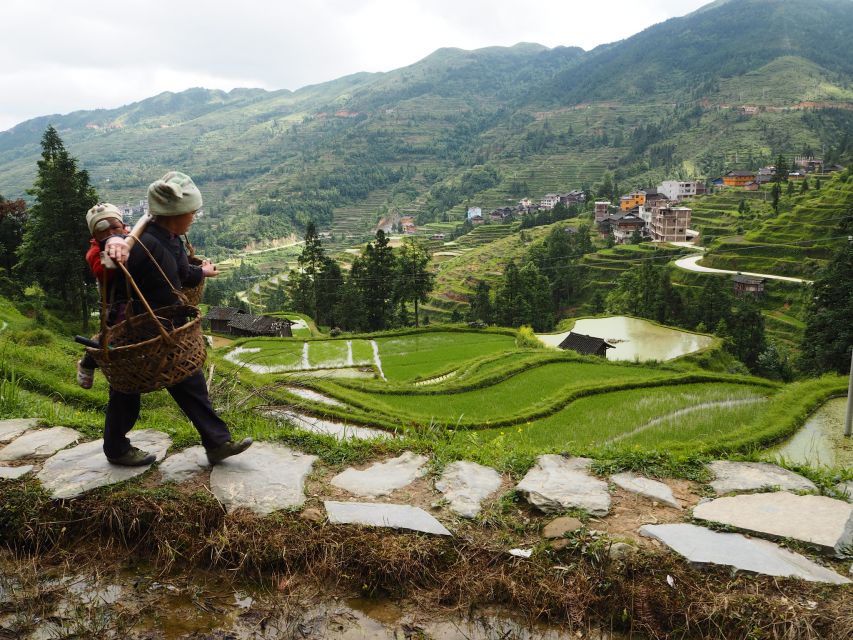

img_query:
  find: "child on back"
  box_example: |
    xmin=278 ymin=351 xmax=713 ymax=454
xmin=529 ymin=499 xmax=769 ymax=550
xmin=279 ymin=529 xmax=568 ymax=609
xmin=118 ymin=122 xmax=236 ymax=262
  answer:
xmin=77 ymin=203 xmax=130 ymax=388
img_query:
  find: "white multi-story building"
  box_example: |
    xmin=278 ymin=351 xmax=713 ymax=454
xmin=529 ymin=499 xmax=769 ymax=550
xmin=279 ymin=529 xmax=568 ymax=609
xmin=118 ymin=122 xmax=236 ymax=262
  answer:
xmin=649 ymin=205 xmax=691 ymax=243
xmin=466 ymin=206 xmax=482 ymax=220
xmin=658 ymin=180 xmax=699 ymax=201
xmin=540 ymin=194 xmax=560 ymax=210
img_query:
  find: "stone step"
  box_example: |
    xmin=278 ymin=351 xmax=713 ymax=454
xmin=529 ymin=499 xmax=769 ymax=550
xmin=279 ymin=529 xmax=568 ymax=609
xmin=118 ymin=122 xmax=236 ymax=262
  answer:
xmin=0 ymin=418 xmax=40 ymax=443
xmin=516 ymin=455 xmax=610 ymax=516
xmin=610 ymin=472 xmax=680 ymax=509
xmin=707 ymin=460 xmax=817 ymax=495
xmin=0 ymin=427 xmax=81 ymax=461
xmin=641 ymin=523 xmax=850 ymax=585
xmin=435 ymin=460 xmax=502 ymax=518
xmin=331 ymin=452 xmax=427 ymax=498
xmin=324 ymin=501 xmax=451 ymax=536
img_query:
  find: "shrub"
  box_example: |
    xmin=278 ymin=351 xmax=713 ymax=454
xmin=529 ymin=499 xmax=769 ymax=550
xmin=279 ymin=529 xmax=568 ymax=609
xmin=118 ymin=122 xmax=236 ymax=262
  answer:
xmin=515 ymin=326 xmax=542 ymax=349
xmin=8 ymin=328 xmax=54 ymax=347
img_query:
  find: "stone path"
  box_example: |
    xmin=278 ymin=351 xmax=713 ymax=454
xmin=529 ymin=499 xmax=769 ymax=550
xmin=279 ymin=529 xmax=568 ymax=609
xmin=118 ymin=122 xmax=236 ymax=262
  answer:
xmin=641 ymin=524 xmax=850 ymax=584
xmin=332 ymin=452 xmax=427 ymax=497
xmin=3 ymin=420 xmax=852 ymax=582
xmin=0 ymin=427 xmax=81 ymax=461
xmin=693 ymin=492 xmax=853 ymax=556
xmin=706 ymin=460 xmax=817 ymax=494
xmin=210 ymin=443 xmax=317 ymax=514
xmin=36 ymin=430 xmax=171 ymax=499
xmin=435 ymin=460 xmax=502 ymax=518
xmin=0 ymin=418 xmax=39 ymax=443
xmin=516 ymin=455 xmax=610 ymax=516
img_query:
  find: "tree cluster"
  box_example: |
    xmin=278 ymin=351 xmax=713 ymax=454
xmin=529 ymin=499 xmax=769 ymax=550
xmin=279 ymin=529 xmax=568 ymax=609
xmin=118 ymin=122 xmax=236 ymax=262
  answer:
xmin=278 ymin=225 xmax=435 ymax=332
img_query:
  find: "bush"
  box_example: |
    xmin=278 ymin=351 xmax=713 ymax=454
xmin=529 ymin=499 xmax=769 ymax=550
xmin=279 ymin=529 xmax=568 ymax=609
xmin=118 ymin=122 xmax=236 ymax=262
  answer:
xmin=8 ymin=328 xmax=54 ymax=347
xmin=515 ymin=326 xmax=543 ymax=349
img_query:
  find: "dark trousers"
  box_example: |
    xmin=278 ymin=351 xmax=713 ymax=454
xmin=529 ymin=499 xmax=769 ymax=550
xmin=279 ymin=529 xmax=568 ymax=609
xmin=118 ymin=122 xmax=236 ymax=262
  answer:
xmin=103 ymin=370 xmax=231 ymax=459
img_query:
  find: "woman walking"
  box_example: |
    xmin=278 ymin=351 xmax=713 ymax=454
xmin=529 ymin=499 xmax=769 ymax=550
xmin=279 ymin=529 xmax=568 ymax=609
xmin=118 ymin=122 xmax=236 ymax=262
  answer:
xmin=103 ymin=171 xmax=252 ymax=466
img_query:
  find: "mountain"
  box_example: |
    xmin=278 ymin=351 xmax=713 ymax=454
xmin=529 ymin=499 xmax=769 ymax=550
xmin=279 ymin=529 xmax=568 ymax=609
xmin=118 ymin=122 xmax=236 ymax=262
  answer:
xmin=0 ymin=0 xmax=851 ymax=252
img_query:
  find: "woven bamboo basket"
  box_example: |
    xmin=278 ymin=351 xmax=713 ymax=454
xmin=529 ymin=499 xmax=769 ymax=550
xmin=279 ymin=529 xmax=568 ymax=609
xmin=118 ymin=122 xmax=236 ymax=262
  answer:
xmin=180 ymin=236 xmax=205 ymax=307
xmin=181 ymin=255 xmax=205 ymax=306
xmin=87 ymin=243 xmax=206 ymax=394
xmin=86 ymin=305 xmax=206 ymax=394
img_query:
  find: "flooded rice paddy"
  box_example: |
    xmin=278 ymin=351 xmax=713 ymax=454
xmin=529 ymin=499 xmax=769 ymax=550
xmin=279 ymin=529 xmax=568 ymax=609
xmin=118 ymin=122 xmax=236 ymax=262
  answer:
xmin=769 ymin=397 xmax=853 ymax=468
xmin=537 ymin=316 xmax=714 ymax=362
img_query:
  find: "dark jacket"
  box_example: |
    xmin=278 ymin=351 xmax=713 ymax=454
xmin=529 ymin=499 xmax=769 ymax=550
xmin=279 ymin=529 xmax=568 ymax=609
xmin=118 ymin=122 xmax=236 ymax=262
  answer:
xmin=111 ymin=222 xmax=202 ymax=314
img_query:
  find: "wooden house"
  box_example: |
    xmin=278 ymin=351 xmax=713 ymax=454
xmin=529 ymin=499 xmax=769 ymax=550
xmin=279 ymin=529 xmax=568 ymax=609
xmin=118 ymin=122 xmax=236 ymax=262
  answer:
xmin=557 ymin=332 xmax=614 ymax=358
xmin=732 ymin=273 xmax=765 ymax=298
xmin=722 ymin=171 xmax=756 ymax=187
xmin=203 ymin=307 xmax=245 ymax=333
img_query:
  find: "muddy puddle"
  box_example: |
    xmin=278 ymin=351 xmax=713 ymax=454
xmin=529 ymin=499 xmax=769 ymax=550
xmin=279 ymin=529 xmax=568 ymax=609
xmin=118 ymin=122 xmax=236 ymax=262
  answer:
xmin=769 ymin=396 xmax=853 ymax=468
xmin=0 ymin=553 xmax=625 ymax=639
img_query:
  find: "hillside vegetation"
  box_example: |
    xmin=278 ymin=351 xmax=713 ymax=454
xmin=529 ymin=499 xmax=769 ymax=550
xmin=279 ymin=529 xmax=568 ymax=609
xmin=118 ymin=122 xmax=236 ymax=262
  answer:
xmin=0 ymin=0 xmax=852 ymax=255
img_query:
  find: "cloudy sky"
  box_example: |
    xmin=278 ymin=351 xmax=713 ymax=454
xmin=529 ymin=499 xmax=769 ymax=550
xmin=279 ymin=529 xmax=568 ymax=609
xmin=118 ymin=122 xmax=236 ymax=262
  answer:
xmin=1 ymin=0 xmax=710 ymax=132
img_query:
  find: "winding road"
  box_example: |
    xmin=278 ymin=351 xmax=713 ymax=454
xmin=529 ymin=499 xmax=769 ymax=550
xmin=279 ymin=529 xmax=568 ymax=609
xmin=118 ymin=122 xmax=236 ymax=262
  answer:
xmin=673 ymin=252 xmax=812 ymax=284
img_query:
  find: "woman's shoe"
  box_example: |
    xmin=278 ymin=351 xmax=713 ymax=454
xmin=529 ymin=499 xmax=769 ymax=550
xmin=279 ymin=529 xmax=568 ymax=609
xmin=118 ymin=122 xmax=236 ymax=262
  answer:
xmin=206 ymin=438 xmax=253 ymax=465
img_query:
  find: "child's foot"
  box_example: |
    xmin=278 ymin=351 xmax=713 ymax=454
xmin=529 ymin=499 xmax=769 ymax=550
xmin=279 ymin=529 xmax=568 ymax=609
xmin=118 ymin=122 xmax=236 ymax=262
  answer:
xmin=77 ymin=360 xmax=94 ymax=389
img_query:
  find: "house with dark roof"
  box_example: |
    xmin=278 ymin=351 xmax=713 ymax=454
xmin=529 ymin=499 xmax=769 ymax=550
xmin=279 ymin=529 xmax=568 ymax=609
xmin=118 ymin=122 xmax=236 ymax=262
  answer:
xmin=227 ymin=313 xmax=294 ymax=337
xmin=203 ymin=306 xmax=246 ymax=333
xmin=732 ymin=273 xmax=765 ymax=298
xmin=557 ymin=332 xmax=614 ymax=357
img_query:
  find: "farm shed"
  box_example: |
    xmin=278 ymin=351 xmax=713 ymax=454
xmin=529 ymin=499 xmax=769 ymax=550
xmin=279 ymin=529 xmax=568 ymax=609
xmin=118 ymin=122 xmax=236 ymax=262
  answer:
xmin=203 ymin=306 xmax=245 ymax=333
xmin=557 ymin=332 xmax=614 ymax=357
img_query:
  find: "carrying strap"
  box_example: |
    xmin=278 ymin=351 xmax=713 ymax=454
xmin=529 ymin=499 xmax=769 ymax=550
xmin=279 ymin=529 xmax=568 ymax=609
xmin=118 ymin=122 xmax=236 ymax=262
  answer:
xmin=97 ymin=236 xmax=192 ymax=353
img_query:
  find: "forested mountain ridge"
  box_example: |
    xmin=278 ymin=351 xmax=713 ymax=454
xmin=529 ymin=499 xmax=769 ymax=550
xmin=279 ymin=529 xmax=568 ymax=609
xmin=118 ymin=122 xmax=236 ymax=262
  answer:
xmin=1 ymin=0 xmax=851 ymax=252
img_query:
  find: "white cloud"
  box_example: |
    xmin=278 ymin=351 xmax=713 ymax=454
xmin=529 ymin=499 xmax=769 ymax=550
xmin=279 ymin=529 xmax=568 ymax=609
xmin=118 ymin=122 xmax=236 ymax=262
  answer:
xmin=0 ymin=0 xmax=709 ymax=131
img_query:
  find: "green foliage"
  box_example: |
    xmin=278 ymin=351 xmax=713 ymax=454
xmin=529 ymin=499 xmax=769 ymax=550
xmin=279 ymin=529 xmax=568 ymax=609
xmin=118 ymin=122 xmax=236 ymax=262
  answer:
xmin=16 ymin=127 xmax=97 ymax=328
xmin=799 ymin=240 xmax=853 ymax=374
xmin=515 ymin=326 xmax=541 ymax=349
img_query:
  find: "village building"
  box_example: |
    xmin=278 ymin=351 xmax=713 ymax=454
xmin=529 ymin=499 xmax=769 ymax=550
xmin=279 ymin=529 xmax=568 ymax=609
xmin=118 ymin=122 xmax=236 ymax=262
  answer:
xmin=732 ymin=273 xmax=766 ymax=298
xmin=794 ymin=156 xmax=823 ymax=173
xmin=466 ymin=206 xmax=482 ymax=220
xmin=399 ymin=216 xmax=416 ymax=234
xmin=203 ymin=307 xmax=247 ymax=333
xmin=649 ymin=205 xmax=691 ymax=243
xmin=594 ymin=201 xmax=611 ymax=223
xmin=610 ymin=212 xmax=646 ymax=244
xmin=559 ymin=190 xmax=586 ymax=206
xmin=518 ymin=198 xmax=533 ymax=208
xmin=658 ymin=180 xmax=700 ymax=201
xmin=619 ymin=191 xmax=646 ymax=211
xmin=755 ymin=166 xmax=775 ymax=184
xmin=430 ymin=233 xmax=446 ymax=240
xmin=557 ymin=332 xmax=614 ymax=358
xmin=469 ymin=213 xmax=485 ymax=226
xmin=722 ymin=171 xmax=756 ymax=187
xmin=228 ymin=313 xmax=294 ymax=338
xmin=540 ymin=194 xmax=560 ymax=210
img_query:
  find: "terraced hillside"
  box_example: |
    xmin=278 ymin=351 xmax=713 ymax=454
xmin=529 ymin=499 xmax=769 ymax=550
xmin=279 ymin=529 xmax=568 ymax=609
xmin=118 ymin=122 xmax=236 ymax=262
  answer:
xmin=701 ymin=171 xmax=853 ymax=278
xmin=214 ymin=328 xmax=847 ymax=459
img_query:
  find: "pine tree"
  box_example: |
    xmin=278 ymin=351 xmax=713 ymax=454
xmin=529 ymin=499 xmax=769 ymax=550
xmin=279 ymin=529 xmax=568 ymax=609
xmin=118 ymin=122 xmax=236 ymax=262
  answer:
xmin=394 ymin=239 xmax=434 ymax=327
xmin=17 ymin=126 xmax=98 ymax=328
xmin=799 ymin=241 xmax=853 ymax=374
xmin=362 ymin=230 xmax=395 ymax=330
xmin=468 ymin=280 xmax=493 ymax=324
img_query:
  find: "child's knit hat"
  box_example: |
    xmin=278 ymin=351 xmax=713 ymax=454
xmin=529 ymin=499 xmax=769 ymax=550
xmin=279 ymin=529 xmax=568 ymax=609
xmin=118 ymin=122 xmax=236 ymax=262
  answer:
xmin=86 ymin=203 xmax=123 ymax=234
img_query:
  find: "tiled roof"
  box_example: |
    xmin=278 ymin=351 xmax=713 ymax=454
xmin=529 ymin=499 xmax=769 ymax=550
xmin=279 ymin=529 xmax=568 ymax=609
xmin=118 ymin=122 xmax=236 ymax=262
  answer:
xmin=557 ymin=332 xmax=614 ymax=355
xmin=204 ymin=307 xmax=243 ymax=322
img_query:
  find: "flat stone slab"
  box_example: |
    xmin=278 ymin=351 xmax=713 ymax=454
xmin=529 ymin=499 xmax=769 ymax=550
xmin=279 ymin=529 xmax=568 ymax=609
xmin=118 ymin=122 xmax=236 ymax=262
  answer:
xmin=516 ymin=455 xmax=610 ymax=516
xmin=331 ymin=452 xmax=428 ymax=497
xmin=209 ymin=442 xmax=317 ymax=514
xmin=641 ymin=523 xmax=850 ymax=585
xmin=693 ymin=492 xmax=853 ymax=555
xmin=271 ymin=410 xmax=391 ymax=441
xmin=159 ymin=446 xmax=209 ymax=483
xmin=36 ymin=430 xmax=171 ymax=499
xmin=0 ymin=464 xmax=33 ymax=479
xmin=434 ymin=460 xmax=502 ymax=518
xmin=610 ymin=472 xmax=680 ymax=508
xmin=283 ymin=387 xmax=345 ymax=407
xmin=0 ymin=418 xmax=39 ymax=443
xmin=0 ymin=427 xmax=81 ymax=461
xmin=707 ymin=461 xmax=817 ymax=495
xmin=324 ymin=501 xmax=451 ymax=536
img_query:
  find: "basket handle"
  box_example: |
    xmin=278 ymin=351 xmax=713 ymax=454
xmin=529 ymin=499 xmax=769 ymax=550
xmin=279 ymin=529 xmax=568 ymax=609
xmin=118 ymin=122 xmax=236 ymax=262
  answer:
xmin=115 ymin=260 xmax=174 ymax=344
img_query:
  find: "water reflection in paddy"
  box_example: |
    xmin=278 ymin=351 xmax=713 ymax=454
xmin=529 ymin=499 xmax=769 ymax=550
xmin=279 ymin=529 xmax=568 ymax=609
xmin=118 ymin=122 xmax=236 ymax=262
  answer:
xmin=537 ymin=316 xmax=714 ymax=362
xmin=769 ymin=397 xmax=853 ymax=468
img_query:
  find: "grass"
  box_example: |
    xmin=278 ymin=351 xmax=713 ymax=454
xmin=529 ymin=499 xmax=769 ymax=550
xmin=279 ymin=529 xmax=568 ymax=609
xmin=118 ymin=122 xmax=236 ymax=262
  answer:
xmin=476 ymin=383 xmax=770 ymax=451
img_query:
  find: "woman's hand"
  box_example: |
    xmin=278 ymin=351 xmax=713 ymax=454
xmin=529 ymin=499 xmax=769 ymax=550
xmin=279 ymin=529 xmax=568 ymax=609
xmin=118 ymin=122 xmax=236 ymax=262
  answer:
xmin=201 ymin=259 xmax=219 ymax=277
